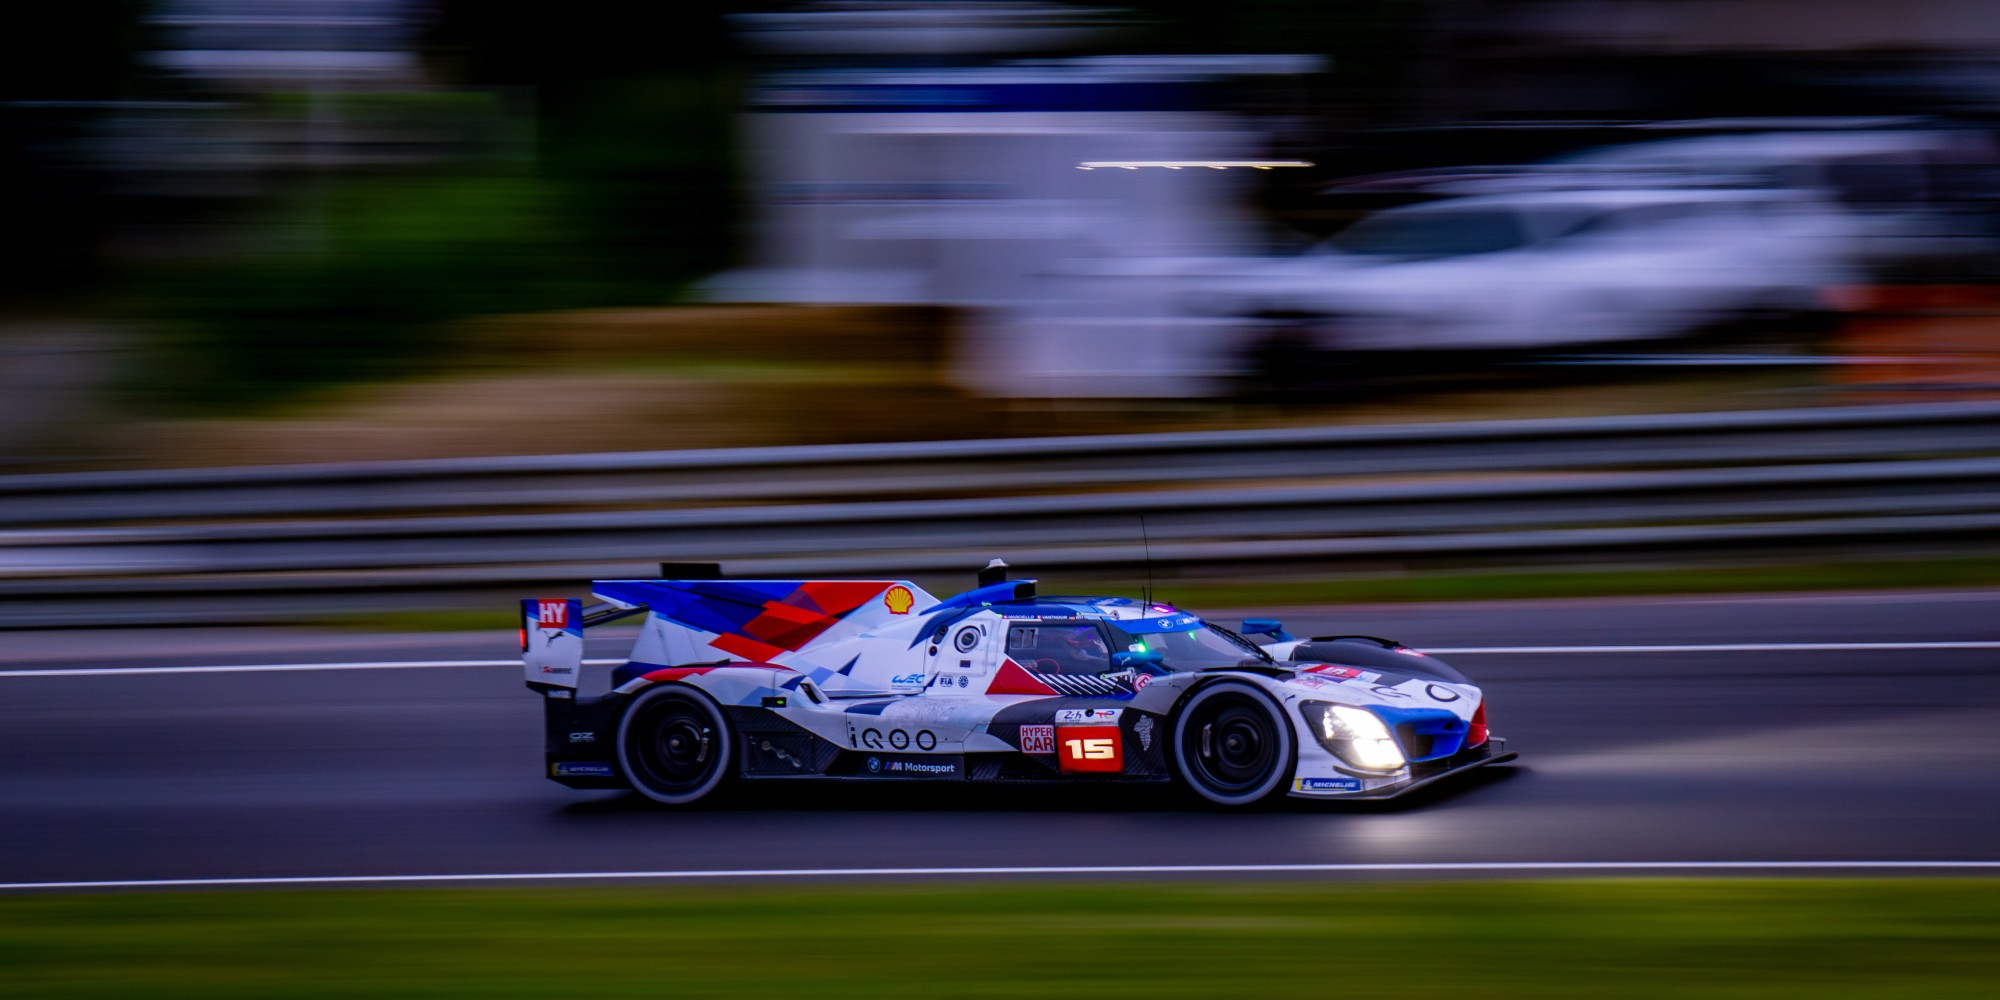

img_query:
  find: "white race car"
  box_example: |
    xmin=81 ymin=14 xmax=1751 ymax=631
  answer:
xmin=523 ymin=564 xmax=1512 ymax=807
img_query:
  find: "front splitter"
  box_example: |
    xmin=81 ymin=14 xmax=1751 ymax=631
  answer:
xmin=1289 ymin=742 xmax=1517 ymax=801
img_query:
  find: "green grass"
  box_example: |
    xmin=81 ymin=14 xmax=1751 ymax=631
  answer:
xmin=2 ymin=880 xmax=1996 ymax=998
xmin=1087 ymin=553 xmax=2000 ymax=609
xmin=309 ymin=605 xmax=522 ymax=633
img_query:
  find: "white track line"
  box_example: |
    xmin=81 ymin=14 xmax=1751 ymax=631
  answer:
xmin=2 ymin=642 xmax=1996 ymax=679
xmin=1429 ymin=642 xmax=2000 ymax=654
xmin=0 ymin=658 xmax=623 ymax=679
xmin=4 ymin=860 xmax=1998 ymax=891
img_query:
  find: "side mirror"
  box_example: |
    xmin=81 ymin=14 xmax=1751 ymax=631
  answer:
xmin=1240 ymin=618 xmax=1295 ymax=642
xmin=1112 ymin=650 xmax=1164 ymax=670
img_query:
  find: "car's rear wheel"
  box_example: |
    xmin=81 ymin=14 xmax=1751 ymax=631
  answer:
xmin=617 ymin=685 xmax=733 ymax=805
xmin=1170 ymin=682 xmax=1294 ymax=806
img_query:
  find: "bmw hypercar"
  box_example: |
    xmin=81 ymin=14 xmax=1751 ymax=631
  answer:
xmin=522 ymin=565 xmax=1513 ymax=807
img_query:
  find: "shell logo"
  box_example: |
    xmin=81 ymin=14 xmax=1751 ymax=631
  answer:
xmin=884 ymin=585 xmax=914 ymax=615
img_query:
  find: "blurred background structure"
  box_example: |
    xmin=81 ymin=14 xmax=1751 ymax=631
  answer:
xmin=3 ymin=0 xmax=2000 ymax=460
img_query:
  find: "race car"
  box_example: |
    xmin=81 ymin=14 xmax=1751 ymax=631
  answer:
xmin=522 ymin=563 xmax=1513 ymax=807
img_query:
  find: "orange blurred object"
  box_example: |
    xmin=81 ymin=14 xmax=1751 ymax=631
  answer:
xmin=1830 ymin=285 xmax=2000 ymax=400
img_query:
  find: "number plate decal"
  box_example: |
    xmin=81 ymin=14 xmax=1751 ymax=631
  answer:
xmin=1056 ymin=725 xmax=1124 ymax=773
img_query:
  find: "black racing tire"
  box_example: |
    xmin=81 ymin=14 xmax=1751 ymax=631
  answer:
xmin=1169 ymin=681 xmax=1295 ymax=807
xmin=616 ymin=684 xmax=733 ymax=806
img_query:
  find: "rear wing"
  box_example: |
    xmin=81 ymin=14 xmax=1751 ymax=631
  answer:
xmin=523 ymin=560 xmax=958 ymax=689
xmin=591 ymin=578 xmax=936 ymax=669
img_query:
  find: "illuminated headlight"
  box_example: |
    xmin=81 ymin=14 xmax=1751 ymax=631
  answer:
xmin=1300 ymin=702 xmax=1407 ymax=772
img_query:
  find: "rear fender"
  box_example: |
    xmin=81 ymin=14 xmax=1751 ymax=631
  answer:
xmin=614 ymin=663 xmax=792 ymax=709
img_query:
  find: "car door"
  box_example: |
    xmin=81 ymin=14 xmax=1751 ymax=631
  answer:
xmin=843 ymin=612 xmax=1004 ymax=756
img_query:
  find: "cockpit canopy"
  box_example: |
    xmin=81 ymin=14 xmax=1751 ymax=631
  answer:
xmin=997 ymin=608 xmax=1271 ymax=674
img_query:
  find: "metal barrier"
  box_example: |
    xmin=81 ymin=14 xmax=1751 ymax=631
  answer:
xmin=2 ymin=401 xmax=1998 ymax=624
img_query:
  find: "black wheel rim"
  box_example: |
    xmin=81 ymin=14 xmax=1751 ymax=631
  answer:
xmin=629 ymin=697 xmax=719 ymax=794
xmin=1183 ymin=694 xmax=1279 ymax=794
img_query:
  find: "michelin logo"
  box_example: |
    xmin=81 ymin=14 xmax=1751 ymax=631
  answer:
xmin=1293 ymin=776 xmax=1362 ymax=793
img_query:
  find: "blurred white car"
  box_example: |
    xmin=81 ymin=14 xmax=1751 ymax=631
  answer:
xmin=1196 ymin=188 xmax=1861 ymax=360
xmin=1549 ymin=131 xmax=2000 ymax=273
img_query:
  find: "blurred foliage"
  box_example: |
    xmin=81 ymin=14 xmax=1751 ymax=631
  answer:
xmin=2 ymin=879 xmax=1997 ymax=998
xmin=14 ymin=1 xmax=1431 ymax=407
xmin=138 ymin=8 xmax=744 ymax=410
xmin=144 ymin=171 xmax=594 ymax=406
xmin=0 ymin=2 xmax=152 ymax=303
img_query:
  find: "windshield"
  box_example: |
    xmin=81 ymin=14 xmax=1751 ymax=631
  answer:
xmin=1115 ymin=623 xmax=1272 ymax=671
xmin=1327 ymin=207 xmax=1528 ymax=257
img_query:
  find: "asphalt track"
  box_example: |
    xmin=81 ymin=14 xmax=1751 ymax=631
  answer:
xmin=3 ymin=590 xmax=1999 ymax=888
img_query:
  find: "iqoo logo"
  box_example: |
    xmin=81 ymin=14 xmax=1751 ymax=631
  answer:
xmin=858 ymin=728 xmax=938 ymax=751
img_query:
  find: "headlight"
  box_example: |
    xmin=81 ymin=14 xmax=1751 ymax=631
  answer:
xmin=1300 ymin=701 xmax=1406 ymax=772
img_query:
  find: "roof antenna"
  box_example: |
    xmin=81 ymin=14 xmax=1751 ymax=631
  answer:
xmin=978 ymin=557 xmax=1010 ymax=588
xmin=1139 ymin=514 xmax=1155 ymax=607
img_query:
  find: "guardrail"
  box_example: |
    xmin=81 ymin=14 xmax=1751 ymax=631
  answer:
xmin=3 ymin=401 xmax=1999 ymax=625
xmin=9 ymin=400 xmax=2000 ymax=526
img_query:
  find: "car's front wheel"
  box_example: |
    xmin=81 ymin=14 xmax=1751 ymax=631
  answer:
xmin=617 ymin=685 xmax=733 ymax=805
xmin=1170 ymin=682 xmax=1295 ymax=806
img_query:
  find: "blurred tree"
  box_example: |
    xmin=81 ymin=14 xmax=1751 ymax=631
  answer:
xmin=145 ymin=2 xmax=750 ymax=408
xmin=421 ymin=0 xmax=746 ymax=291
xmin=0 ymin=2 xmax=149 ymax=305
